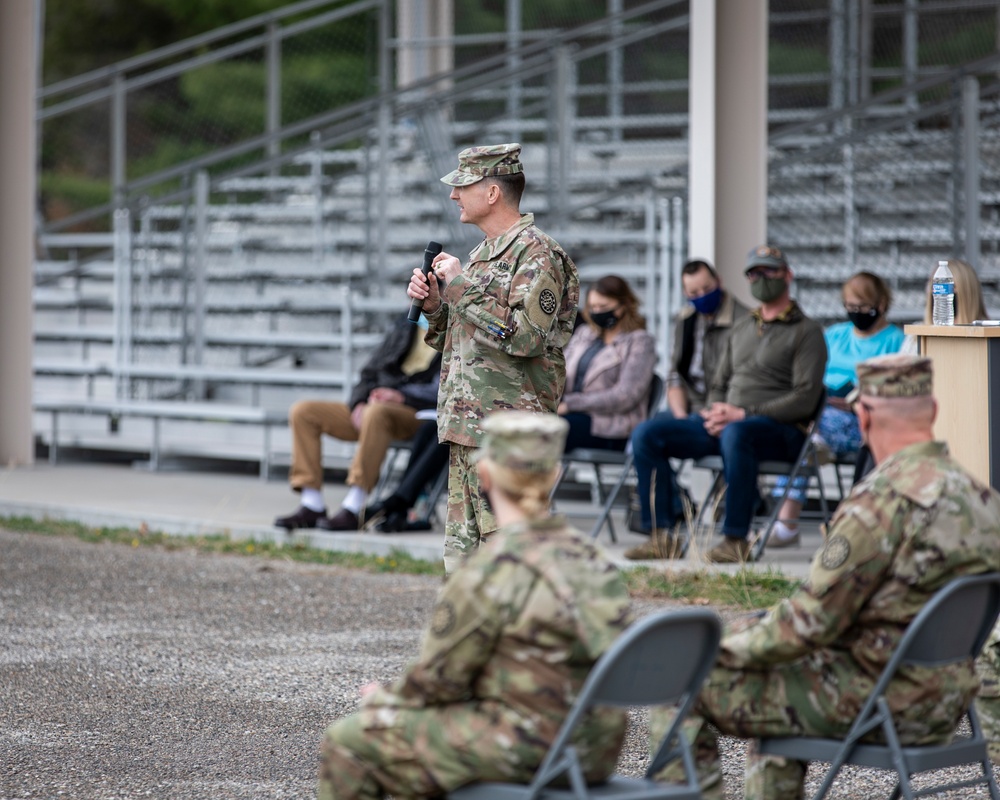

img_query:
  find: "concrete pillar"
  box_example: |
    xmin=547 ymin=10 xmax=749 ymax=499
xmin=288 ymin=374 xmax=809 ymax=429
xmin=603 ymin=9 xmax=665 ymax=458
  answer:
xmin=397 ymin=0 xmax=454 ymax=89
xmin=0 ymin=0 xmax=36 ymax=466
xmin=688 ymin=0 xmax=768 ymax=306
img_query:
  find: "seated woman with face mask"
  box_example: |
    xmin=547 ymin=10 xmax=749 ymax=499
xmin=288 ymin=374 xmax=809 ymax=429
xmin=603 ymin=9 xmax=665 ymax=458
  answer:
xmin=769 ymin=270 xmax=905 ymax=547
xmin=557 ymin=274 xmax=657 ymax=453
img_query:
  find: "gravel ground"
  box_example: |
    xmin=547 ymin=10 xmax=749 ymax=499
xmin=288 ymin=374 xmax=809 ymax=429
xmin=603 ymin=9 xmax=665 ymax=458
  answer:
xmin=1 ymin=529 xmax=994 ymax=799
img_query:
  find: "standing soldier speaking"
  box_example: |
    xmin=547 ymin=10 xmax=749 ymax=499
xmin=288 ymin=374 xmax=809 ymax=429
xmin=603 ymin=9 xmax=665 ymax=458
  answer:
xmin=406 ymin=143 xmax=579 ymax=572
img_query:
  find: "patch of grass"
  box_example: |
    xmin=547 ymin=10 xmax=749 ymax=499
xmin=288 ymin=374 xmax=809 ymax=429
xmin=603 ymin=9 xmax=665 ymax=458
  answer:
xmin=625 ymin=566 xmax=801 ymax=611
xmin=0 ymin=515 xmax=445 ymax=577
xmin=2 ymin=515 xmax=801 ymax=609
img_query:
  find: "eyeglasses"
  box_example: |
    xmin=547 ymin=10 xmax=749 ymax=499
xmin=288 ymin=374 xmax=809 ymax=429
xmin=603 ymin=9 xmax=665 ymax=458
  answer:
xmin=745 ymin=266 xmax=787 ymax=282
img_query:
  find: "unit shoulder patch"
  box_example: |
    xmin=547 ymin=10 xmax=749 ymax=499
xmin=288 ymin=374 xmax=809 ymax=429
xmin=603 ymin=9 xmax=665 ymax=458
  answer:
xmin=430 ymin=600 xmax=457 ymax=637
xmin=820 ymin=534 xmax=851 ymax=570
xmin=539 ymin=288 xmax=557 ymax=315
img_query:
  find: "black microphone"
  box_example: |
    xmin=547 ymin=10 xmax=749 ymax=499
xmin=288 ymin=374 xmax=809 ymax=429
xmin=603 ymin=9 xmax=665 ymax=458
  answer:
xmin=408 ymin=241 xmax=444 ymax=323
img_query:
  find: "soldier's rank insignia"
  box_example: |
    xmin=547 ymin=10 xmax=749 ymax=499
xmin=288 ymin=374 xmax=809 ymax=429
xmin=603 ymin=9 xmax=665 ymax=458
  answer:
xmin=430 ymin=600 xmax=457 ymax=637
xmin=539 ymin=288 xmax=557 ymax=315
xmin=820 ymin=534 xmax=851 ymax=570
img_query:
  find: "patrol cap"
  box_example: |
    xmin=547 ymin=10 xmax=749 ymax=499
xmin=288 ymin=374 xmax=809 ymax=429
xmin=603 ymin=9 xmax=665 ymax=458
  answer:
xmin=479 ymin=411 xmax=568 ymax=473
xmin=744 ymin=244 xmax=789 ymax=274
xmin=846 ymin=353 xmax=933 ymax=405
xmin=440 ymin=143 xmax=524 ymax=187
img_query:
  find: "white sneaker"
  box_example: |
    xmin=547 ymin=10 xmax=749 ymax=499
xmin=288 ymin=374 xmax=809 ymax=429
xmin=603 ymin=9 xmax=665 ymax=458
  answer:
xmin=767 ymin=520 xmax=801 ymax=549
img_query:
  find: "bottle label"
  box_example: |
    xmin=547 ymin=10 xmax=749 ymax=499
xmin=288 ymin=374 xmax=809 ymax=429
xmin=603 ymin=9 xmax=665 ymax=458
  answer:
xmin=932 ymin=282 xmax=954 ymax=295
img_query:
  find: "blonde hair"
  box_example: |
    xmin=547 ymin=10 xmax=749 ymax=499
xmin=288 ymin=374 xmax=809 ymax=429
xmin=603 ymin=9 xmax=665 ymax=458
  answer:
xmin=480 ymin=459 xmax=558 ymax=519
xmin=923 ymin=258 xmax=988 ymax=324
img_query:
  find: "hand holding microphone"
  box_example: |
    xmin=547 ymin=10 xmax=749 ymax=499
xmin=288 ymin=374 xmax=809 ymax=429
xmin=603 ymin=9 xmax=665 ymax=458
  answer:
xmin=407 ymin=241 xmax=445 ymax=322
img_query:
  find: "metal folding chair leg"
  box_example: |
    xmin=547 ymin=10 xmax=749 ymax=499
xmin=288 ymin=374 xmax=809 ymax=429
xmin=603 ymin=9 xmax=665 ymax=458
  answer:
xmin=585 ymin=456 xmax=630 ymax=542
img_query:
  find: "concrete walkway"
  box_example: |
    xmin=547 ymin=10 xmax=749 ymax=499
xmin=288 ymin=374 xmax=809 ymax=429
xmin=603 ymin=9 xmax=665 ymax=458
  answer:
xmin=0 ymin=459 xmax=826 ymax=579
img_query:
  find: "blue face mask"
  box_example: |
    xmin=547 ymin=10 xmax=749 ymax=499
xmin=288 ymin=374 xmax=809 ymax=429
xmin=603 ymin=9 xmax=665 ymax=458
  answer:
xmin=416 ymin=315 xmax=429 ymax=331
xmin=690 ymin=286 xmax=722 ymax=315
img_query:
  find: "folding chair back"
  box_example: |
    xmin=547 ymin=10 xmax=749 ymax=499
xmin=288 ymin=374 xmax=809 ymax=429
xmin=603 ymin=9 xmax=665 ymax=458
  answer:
xmin=551 ymin=373 xmax=665 ymax=543
xmin=758 ymin=572 xmax=1000 ymax=800
xmin=448 ymin=607 xmax=722 ymax=800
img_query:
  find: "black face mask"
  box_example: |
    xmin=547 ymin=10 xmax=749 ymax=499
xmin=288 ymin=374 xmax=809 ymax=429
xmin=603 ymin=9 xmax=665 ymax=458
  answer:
xmin=590 ymin=310 xmax=620 ymax=330
xmin=848 ymin=308 xmax=880 ymax=332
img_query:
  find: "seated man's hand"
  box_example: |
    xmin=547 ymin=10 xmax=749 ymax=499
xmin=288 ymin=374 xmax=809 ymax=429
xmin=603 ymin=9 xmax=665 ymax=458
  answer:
xmin=701 ymin=402 xmax=746 ymax=436
xmin=350 ymin=402 xmax=367 ymax=431
xmin=369 ymin=387 xmax=406 ymax=405
xmin=666 ymin=386 xmax=689 ymax=419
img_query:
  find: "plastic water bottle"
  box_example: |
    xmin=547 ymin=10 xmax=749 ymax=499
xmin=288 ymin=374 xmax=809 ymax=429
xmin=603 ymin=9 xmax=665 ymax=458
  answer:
xmin=932 ymin=260 xmax=955 ymax=326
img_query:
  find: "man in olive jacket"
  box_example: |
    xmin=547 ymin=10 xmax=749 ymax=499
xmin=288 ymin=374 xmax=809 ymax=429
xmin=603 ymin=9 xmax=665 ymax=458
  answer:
xmin=630 ymin=245 xmax=826 ymax=563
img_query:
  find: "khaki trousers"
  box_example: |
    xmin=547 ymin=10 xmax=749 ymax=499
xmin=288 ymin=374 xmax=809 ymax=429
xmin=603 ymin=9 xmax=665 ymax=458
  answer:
xmin=288 ymin=400 xmax=423 ymax=492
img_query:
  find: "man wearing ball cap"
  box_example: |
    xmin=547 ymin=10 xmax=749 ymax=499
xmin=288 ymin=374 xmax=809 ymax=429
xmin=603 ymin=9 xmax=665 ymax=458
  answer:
xmin=318 ymin=411 xmax=631 ymax=799
xmin=406 ymin=143 xmax=579 ymax=572
xmin=651 ymin=353 xmax=1000 ymax=799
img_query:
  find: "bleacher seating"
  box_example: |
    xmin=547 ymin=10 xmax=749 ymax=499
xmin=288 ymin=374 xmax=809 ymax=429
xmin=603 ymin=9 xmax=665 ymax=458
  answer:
xmin=33 ymin=13 xmax=1000 ymax=475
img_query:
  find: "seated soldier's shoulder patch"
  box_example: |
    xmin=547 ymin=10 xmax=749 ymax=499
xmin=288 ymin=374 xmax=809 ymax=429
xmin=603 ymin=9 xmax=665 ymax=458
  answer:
xmin=430 ymin=599 xmax=457 ymax=637
xmin=819 ymin=534 xmax=851 ymax=570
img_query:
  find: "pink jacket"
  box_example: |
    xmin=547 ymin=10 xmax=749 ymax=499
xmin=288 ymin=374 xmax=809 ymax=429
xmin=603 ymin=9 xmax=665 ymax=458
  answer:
xmin=561 ymin=326 xmax=657 ymax=439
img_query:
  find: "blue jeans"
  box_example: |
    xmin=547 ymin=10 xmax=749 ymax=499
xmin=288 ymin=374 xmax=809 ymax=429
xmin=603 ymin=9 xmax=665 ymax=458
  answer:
xmin=631 ymin=412 xmax=806 ymax=540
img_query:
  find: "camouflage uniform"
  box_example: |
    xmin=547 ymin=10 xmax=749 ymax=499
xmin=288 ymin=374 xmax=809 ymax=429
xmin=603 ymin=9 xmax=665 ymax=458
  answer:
xmin=426 ymin=144 xmax=579 ymax=571
xmin=318 ymin=412 xmax=632 ymax=800
xmin=977 ymin=621 xmax=1000 ymax=761
xmin=652 ymin=354 xmax=1000 ymax=799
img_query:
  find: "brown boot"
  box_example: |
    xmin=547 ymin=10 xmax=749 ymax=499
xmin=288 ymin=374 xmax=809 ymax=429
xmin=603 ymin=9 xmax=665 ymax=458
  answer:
xmin=706 ymin=536 xmax=752 ymax=564
xmin=625 ymin=528 xmax=683 ymax=560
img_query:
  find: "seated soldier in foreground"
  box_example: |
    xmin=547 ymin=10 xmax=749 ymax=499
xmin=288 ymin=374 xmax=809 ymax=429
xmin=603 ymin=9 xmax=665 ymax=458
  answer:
xmin=650 ymin=354 xmax=1000 ymax=800
xmin=318 ymin=411 xmax=633 ymax=800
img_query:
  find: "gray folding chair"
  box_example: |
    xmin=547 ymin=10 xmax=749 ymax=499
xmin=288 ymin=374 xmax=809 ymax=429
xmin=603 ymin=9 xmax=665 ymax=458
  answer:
xmin=551 ymin=374 xmax=665 ymax=542
xmin=758 ymin=572 xmax=1000 ymax=800
xmin=447 ymin=607 xmax=722 ymax=800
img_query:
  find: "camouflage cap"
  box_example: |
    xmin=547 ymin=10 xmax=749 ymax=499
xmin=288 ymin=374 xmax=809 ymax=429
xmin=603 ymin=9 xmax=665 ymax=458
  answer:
xmin=440 ymin=143 xmax=523 ymax=187
xmin=744 ymin=244 xmax=789 ymax=273
xmin=846 ymin=353 xmax=933 ymax=404
xmin=479 ymin=411 xmax=568 ymax=473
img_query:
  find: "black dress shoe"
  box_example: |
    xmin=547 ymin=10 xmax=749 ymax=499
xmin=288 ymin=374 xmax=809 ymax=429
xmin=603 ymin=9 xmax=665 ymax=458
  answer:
xmin=376 ymin=510 xmax=409 ymax=533
xmin=317 ymin=508 xmax=359 ymax=531
xmin=274 ymin=505 xmax=327 ymax=530
xmin=365 ymin=495 xmax=406 ymax=521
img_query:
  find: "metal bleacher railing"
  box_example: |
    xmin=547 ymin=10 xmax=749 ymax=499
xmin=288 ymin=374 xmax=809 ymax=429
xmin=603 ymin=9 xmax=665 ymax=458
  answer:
xmin=33 ymin=0 xmax=1000 ymax=472
xmin=34 ymin=0 xmax=694 ymax=451
xmin=768 ymin=51 xmax=1000 ymax=324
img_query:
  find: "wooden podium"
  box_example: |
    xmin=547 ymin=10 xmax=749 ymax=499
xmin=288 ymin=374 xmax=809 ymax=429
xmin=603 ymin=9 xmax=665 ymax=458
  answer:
xmin=905 ymin=324 xmax=1000 ymax=491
